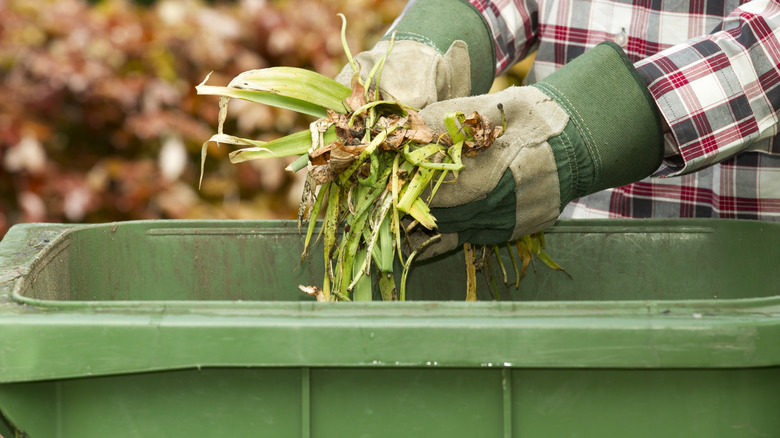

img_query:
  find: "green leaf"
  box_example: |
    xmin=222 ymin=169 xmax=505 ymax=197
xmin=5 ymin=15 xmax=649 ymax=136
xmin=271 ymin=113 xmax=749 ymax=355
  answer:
xmin=397 ymin=167 xmax=437 ymax=215
xmin=229 ymin=126 xmax=337 ymax=163
xmin=301 ymin=182 xmax=328 ymax=264
xmin=197 ymin=67 xmax=352 ymax=117
xmin=286 ymin=154 xmax=309 ymax=172
xmin=406 ymin=197 xmax=437 ymax=230
xmin=536 ymin=249 xmax=573 ymax=280
xmin=197 ymin=85 xmax=330 ymax=118
xmin=443 ymin=111 xmax=468 ymax=143
xmin=199 ymin=133 xmax=268 ymax=189
xmin=352 ymin=248 xmax=373 ymax=301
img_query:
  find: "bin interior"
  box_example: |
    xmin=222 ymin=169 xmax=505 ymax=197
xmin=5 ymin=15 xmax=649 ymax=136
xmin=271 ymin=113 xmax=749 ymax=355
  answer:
xmin=3 ymin=219 xmax=780 ymax=438
xmin=13 ymin=219 xmax=780 ymax=302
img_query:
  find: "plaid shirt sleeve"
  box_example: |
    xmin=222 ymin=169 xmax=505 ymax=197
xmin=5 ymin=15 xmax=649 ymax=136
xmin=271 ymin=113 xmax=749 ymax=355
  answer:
xmin=464 ymin=0 xmax=780 ymax=177
xmin=392 ymin=0 xmax=780 ymax=219
xmin=391 ymin=0 xmax=539 ymax=74
xmin=465 ymin=0 xmax=539 ymax=74
xmin=634 ymin=0 xmax=780 ymax=177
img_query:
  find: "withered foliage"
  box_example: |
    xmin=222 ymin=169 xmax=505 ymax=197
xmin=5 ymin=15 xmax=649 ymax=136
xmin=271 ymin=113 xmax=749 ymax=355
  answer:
xmin=460 ymin=111 xmax=506 ymax=157
xmin=305 ymin=105 xmax=502 ymax=186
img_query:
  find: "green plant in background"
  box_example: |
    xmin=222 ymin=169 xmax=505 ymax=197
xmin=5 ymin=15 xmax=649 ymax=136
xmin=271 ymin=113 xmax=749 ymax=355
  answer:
xmin=198 ymin=16 xmax=568 ymax=301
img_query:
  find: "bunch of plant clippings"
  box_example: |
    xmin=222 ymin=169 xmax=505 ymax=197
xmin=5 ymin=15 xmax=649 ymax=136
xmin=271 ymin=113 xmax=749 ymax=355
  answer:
xmin=197 ymin=15 xmax=567 ymax=301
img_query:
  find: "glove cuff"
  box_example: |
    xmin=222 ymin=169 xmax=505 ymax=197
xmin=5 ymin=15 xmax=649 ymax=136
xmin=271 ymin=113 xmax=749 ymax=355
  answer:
xmin=385 ymin=0 xmax=496 ymax=96
xmin=532 ymin=42 xmax=664 ymax=205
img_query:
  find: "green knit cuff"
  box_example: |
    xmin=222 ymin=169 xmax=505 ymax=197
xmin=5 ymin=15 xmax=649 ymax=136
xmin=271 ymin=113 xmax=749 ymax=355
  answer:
xmin=383 ymin=0 xmax=496 ymax=95
xmin=532 ymin=42 xmax=664 ymax=203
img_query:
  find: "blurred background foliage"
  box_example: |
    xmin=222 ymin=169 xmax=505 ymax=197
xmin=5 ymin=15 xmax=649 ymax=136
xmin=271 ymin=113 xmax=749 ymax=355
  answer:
xmin=0 ymin=0 xmax=528 ymax=238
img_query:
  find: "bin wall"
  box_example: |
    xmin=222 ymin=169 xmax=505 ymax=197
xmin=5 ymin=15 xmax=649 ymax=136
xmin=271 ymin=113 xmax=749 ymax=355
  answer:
xmin=1 ymin=366 xmax=778 ymax=438
xmin=2 ymin=220 xmax=780 ymax=437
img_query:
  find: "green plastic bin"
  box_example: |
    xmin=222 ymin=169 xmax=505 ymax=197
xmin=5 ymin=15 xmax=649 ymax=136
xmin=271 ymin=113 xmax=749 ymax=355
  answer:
xmin=0 ymin=219 xmax=778 ymax=437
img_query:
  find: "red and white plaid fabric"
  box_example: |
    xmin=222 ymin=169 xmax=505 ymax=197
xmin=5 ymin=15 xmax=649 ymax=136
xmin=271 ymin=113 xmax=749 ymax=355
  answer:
xmin=426 ymin=0 xmax=780 ymax=219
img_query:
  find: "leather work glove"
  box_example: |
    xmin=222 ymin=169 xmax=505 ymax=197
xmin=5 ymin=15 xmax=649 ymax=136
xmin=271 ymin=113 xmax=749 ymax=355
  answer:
xmin=411 ymin=42 xmax=665 ymax=259
xmin=335 ymin=0 xmax=495 ymax=108
xmin=335 ymin=39 xmax=471 ymax=110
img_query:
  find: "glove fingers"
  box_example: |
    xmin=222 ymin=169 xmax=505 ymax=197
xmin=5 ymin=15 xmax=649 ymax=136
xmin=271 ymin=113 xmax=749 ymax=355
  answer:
xmin=335 ymin=40 xmax=470 ymax=109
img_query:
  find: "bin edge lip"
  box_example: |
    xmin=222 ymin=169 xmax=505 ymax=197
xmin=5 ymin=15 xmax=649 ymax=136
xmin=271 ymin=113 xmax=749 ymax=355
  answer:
xmin=6 ymin=218 xmax=780 ymax=316
xmin=10 ymin=291 xmax=780 ymax=319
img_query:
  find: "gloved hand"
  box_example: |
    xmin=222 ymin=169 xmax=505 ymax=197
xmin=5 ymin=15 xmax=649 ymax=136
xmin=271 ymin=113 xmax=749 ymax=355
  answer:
xmin=411 ymin=42 xmax=665 ymax=258
xmin=334 ymin=0 xmax=495 ymax=109
xmin=335 ymin=39 xmax=471 ymax=110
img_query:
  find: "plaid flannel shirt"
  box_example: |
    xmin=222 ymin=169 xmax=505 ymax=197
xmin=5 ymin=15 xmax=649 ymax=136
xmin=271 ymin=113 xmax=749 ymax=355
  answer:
xmin=460 ymin=0 xmax=780 ymax=220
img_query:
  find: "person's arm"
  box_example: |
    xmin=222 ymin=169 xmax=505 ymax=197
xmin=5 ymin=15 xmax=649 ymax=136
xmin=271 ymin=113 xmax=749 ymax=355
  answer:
xmin=409 ymin=42 xmax=664 ymax=258
xmin=460 ymin=0 xmax=540 ymax=77
xmin=383 ymin=0 xmax=497 ymax=96
xmin=635 ymin=0 xmax=780 ymax=177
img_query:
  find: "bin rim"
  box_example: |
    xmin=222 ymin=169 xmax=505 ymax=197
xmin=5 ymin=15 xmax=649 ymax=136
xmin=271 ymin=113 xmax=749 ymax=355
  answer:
xmin=5 ymin=218 xmax=780 ymax=317
xmin=2 ymin=219 xmax=780 ymax=380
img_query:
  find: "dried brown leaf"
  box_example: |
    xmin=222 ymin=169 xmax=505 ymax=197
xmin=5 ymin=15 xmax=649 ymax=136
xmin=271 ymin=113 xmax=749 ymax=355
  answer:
xmin=463 ymin=141 xmax=479 ymax=158
xmin=328 ymin=141 xmax=364 ymax=173
xmin=339 ymin=144 xmax=367 ymax=155
xmin=383 ymin=132 xmax=406 ymax=150
xmin=345 ymin=82 xmax=367 ymax=112
xmin=308 ymin=143 xmax=332 ymax=166
xmin=298 ymin=284 xmax=327 ymax=302
xmin=375 ymin=114 xmax=407 ymax=129
xmin=308 ymin=164 xmax=336 ymax=184
xmin=404 ymin=127 xmax=435 ymax=144
xmin=387 ymin=167 xmax=409 ymax=191
xmin=406 ymin=109 xmax=427 ymax=130
xmin=461 ymin=111 xmax=501 ymax=155
xmin=325 ymin=109 xmax=342 ymax=123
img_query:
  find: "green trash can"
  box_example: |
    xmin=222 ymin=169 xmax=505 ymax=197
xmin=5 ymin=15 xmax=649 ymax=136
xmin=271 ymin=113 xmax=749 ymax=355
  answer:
xmin=0 ymin=219 xmax=778 ymax=437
